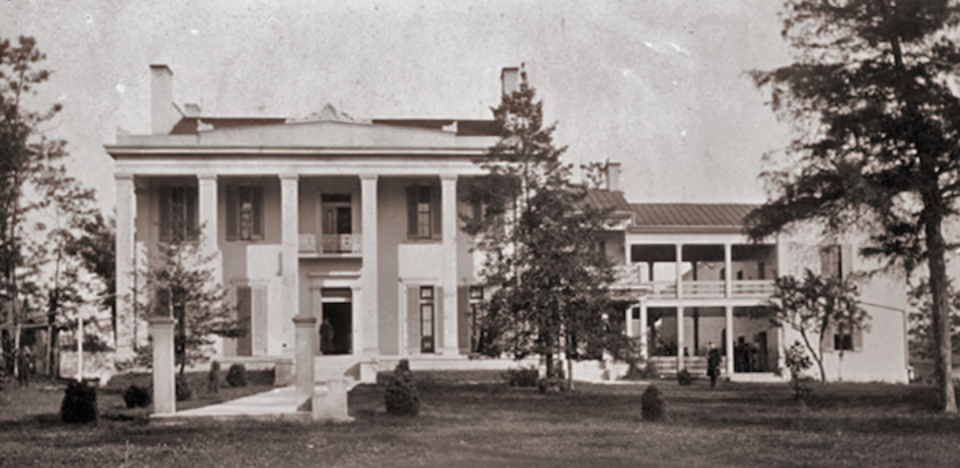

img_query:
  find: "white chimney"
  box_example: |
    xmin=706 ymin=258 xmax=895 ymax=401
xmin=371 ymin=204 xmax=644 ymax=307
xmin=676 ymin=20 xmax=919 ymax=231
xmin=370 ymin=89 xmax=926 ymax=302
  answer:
xmin=150 ymin=64 xmax=181 ymax=134
xmin=501 ymin=66 xmax=519 ymax=96
xmin=606 ymin=161 xmax=621 ymax=192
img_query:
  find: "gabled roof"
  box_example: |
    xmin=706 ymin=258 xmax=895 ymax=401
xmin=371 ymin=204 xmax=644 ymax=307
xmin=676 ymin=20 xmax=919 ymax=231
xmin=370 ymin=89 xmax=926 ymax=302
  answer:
xmin=582 ymin=189 xmax=633 ymax=213
xmin=629 ymin=203 xmax=759 ymax=234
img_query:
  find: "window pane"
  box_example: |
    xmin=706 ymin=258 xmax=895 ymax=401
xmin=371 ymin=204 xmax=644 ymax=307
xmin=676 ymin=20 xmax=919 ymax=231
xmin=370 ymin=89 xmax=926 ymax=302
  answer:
xmin=421 ymin=304 xmax=433 ymax=336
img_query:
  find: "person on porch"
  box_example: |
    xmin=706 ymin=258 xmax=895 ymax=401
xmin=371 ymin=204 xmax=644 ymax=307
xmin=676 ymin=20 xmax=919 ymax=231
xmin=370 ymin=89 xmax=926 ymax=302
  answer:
xmin=707 ymin=341 xmax=721 ymax=388
xmin=320 ymin=317 xmax=335 ymax=355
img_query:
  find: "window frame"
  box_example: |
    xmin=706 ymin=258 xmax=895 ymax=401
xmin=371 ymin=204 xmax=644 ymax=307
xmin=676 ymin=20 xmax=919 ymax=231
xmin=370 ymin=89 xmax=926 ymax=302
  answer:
xmin=226 ymin=183 xmax=264 ymax=242
xmin=159 ymin=184 xmax=199 ymax=243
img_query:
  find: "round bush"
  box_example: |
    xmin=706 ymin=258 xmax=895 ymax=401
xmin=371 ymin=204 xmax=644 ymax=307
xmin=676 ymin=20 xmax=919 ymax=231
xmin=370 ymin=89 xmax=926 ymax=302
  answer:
xmin=385 ymin=360 xmax=420 ymax=416
xmin=175 ymin=377 xmax=193 ymax=402
xmin=641 ymin=385 xmax=666 ymax=421
xmin=538 ymin=376 xmax=570 ymax=394
xmin=677 ymin=369 xmax=693 ymax=386
xmin=226 ymin=363 xmax=248 ymax=388
xmin=123 ymin=384 xmax=152 ymax=408
xmin=61 ymin=380 xmax=98 ymax=423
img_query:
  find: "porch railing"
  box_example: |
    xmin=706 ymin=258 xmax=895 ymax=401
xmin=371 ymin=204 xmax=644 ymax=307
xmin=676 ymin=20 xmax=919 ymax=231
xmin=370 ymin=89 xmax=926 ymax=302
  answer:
xmin=298 ymin=234 xmax=362 ymax=254
xmin=732 ymin=280 xmax=774 ymax=297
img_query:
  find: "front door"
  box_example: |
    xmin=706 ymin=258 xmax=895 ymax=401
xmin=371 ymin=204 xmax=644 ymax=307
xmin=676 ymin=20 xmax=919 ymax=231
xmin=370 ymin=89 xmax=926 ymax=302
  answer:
xmin=322 ymin=302 xmax=352 ymax=355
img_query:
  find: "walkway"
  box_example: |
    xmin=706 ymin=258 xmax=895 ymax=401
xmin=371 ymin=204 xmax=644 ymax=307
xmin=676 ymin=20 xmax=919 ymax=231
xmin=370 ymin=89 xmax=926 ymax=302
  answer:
xmin=150 ymin=386 xmax=312 ymax=424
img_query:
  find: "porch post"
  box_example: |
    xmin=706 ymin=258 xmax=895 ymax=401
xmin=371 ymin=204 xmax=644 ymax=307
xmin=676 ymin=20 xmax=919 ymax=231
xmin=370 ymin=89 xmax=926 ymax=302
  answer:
xmin=724 ymin=243 xmax=733 ymax=298
xmin=115 ymin=173 xmax=136 ymax=358
xmin=676 ymin=305 xmax=685 ymax=371
xmin=639 ymin=299 xmax=649 ymax=360
xmin=360 ymin=174 xmax=379 ymax=356
xmin=197 ymin=174 xmax=220 ymax=283
xmin=725 ymin=305 xmax=734 ymax=377
xmin=675 ymin=244 xmax=683 ymax=298
xmin=280 ymin=174 xmax=300 ymax=343
xmin=625 ymin=305 xmax=634 ymax=338
xmin=440 ymin=174 xmax=459 ymax=355
xmin=148 ymin=316 xmax=176 ymax=415
xmin=293 ymin=315 xmax=316 ymax=401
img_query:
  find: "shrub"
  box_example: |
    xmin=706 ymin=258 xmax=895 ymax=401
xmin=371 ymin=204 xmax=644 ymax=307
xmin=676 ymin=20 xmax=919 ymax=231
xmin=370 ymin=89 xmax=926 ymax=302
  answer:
xmin=538 ymin=376 xmax=569 ymax=394
xmin=623 ymin=359 xmax=660 ymax=381
xmin=385 ymin=359 xmax=420 ymax=416
xmin=207 ymin=361 xmax=221 ymax=393
xmin=123 ymin=385 xmax=152 ymax=408
xmin=175 ymin=377 xmax=193 ymax=401
xmin=641 ymin=385 xmax=666 ymax=421
xmin=61 ymin=380 xmax=98 ymax=423
xmin=785 ymin=340 xmax=814 ymax=400
xmin=503 ymin=367 xmax=538 ymax=387
xmin=226 ymin=363 xmax=248 ymax=387
xmin=677 ymin=369 xmax=692 ymax=386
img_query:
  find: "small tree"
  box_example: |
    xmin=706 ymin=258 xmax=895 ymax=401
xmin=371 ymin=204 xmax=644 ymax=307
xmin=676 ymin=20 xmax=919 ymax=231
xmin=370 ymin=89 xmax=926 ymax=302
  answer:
xmin=784 ymin=340 xmax=814 ymax=400
xmin=136 ymin=225 xmax=240 ymax=376
xmin=765 ymin=270 xmax=869 ymax=382
xmin=461 ymin=68 xmax=618 ymax=385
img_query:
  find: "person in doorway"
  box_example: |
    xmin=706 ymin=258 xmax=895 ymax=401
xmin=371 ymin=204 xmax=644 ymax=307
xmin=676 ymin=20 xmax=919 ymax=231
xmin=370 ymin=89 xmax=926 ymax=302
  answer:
xmin=707 ymin=341 xmax=722 ymax=388
xmin=319 ymin=317 xmax=335 ymax=355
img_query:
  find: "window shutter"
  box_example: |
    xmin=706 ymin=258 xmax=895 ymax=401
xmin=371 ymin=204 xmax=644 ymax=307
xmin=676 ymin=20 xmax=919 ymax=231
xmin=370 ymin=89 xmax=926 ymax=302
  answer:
xmin=840 ymin=244 xmax=854 ymax=279
xmin=853 ymin=325 xmax=863 ymax=351
xmin=821 ymin=245 xmax=840 ymax=278
xmin=407 ymin=286 xmax=419 ymax=353
xmin=236 ymin=286 xmax=252 ymax=356
xmin=435 ymin=286 xmax=444 ymax=350
xmin=458 ymin=286 xmax=469 ymax=353
xmin=226 ymin=185 xmax=238 ymax=241
xmin=159 ymin=186 xmax=172 ymax=242
xmin=252 ymin=185 xmax=264 ymax=240
xmin=432 ymin=184 xmax=442 ymax=238
xmin=823 ymin=324 xmax=834 ymax=351
xmin=407 ymin=185 xmax=418 ymax=238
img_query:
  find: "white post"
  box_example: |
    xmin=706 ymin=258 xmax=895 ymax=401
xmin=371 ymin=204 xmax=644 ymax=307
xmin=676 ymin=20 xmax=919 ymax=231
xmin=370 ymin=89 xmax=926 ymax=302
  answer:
xmin=77 ymin=315 xmax=83 ymax=382
xmin=724 ymin=243 xmax=733 ymax=298
xmin=675 ymin=243 xmax=683 ymax=299
xmin=440 ymin=174 xmax=459 ymax=355
xmin=149 ymin=316 xmax=177 ymax=415
xmin=639 ymin=299 xmax=649 ymax=360
xmin=360 ymin=175 xmax=379 ymax=356
xmin=197 ymin=174 xmax=220 ymax=284
xmin=676 ymin=305 xmax=685 ymax=371
xmin=725 ymin=305 xmax=735 ymax=377
xmin=280 ymin=174 xmax=300 ymax=341
xmin=625 ymin=305 xmax=634 ymax=338
xmin=114 ymin=173 xmax=136 ymax=358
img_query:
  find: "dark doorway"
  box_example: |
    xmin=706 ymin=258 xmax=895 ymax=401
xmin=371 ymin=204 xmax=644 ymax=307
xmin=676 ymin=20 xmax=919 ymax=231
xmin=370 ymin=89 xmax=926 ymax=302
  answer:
xmin=322 ymin=302 xmax=352 ymax=355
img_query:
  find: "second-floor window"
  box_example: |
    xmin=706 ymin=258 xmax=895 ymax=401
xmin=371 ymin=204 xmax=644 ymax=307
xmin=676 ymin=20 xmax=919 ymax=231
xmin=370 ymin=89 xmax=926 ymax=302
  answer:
xmin=820 ymin=244 xmax=852 ymax=278
xmin=407 ymin=184 xmax=441 ymax=240
xmin=226 ymin=185 xmax=264 ymax=241
xmin=159 ymin=185 xmax=198 ymax=242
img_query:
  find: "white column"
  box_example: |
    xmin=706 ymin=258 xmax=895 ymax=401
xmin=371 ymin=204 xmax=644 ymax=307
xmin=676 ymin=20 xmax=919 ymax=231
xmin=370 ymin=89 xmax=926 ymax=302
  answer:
xmin=197 ymin=174 xmax=220 ymax=284
xmin=625 ymin=305 xmax=634 ymax=338
xmin=360 ymin=175 xmax=380 ymax=356
xmin=676 ymin=305 xmax=685 ymax=370
xmin=724 ymin=243 xmax=733 ymax=298
xmin=293 ymin=315 xmax=316 ymax=401
xmin=281 ymin=174 xmax=300 ymax=336
xmin=675 ymin=243 xmax=683 ymax=299
xmin=149 ymin=316 xmax=176 ymax=415
xmin=725 ymin=305 xmax=735 ymax=377
xmin=639 ymin=299 xmax=649 ymax=360
xmin=440 ymin=174 xmax=459 ymax=355
xmin=115 ymin=173 xmax=136 ymax=358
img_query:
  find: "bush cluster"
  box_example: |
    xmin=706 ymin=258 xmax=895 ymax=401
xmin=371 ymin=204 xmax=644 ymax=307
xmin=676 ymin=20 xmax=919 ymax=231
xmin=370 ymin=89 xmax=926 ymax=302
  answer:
xmin=538 ymin=376 xmax=569 ymax=394
xmin=226 ymin=363 xmax=248 ymax=387
xmin=207 ymin=361 xmax=222 ymax=393
xmin=641 ymin=385 xmax=666 ymax=421
xmin=385 ymin=359 xmax=420 ymax=416
xmin=123 ymin=385 xmax=152 ymax=408
xmin=676 ymin=369 xmax=692 ymax=386
xmin=175 ymin=377 xmax=193 ymax=401
xmin=61 ymin=380 xmax=98 ymax=423
xmin=503 ymin=367 xmax=538 ymax=387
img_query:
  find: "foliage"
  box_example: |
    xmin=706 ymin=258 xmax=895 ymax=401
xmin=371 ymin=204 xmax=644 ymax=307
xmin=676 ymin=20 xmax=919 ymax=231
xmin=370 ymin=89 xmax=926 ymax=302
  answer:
xmin=134 ymin=226 xmax=240 ymax=376
xmin=122 ymin=384 xmax=151 ymax=409
xmin=766 ymin=270 xmax=867 ymax=382
xmin=537 ymin=375 xmax=570 ymax=394
xmin=784 ymin=340 xmax=814 ymax=401
xmin=225 ymin=363 xmax=247 ymax=388
xmin=640 ymin=385 xmax=666 ymax=421
xmin=907 ymin=282 xmax=960 ymax=360
xmin=461 ymin=67 xmax=617 ymax=381
xmin=747 ymin=0 xmax=960 ymax=412
xmin=207 ymin=360 xmax=221 ymax=393
xmin=676 ymin=368 xmax=693 ymax=386
xmin=175 ymin=376 xmax=192 ymax=401
xmin=503 ymin=366 xmax=538 ymax=387
xmin=64 ymin=214 xmax=116 ymax=343
xmin=60 ymin=380 xmax=98 ymax=423
xmin=384 ymin=359 xmax=420 ymax=416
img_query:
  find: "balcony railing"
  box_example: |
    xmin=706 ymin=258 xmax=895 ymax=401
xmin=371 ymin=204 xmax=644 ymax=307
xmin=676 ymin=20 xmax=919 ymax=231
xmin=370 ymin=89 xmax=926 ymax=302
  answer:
xmin=298 ymin=234 xmax=362 ymax=255
xmin=611 ymin=265 xmax=775 ymax=300
xmin=731 ymin=280 xmax=775 ymax=297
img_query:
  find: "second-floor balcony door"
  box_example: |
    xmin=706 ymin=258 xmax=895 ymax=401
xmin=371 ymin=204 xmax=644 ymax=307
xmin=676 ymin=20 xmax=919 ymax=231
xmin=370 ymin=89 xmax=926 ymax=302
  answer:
xmin=322 ymin=194 xmax=353 ymax=253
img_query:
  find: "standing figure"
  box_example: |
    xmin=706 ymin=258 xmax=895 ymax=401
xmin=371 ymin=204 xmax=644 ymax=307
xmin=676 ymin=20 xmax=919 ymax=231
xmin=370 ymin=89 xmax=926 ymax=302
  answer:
xmin=17 ymin=346 xmax=31 ymax=388
xmin=320 ymin=317 xmax=335 ymax=355
xmin=707 ymin=341 xmax=721 ymax=388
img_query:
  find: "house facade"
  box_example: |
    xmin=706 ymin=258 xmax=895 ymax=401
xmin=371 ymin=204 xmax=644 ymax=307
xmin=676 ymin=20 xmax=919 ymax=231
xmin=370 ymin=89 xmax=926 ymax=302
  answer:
xmin=108 ymin=65 xmax=909 ymax=383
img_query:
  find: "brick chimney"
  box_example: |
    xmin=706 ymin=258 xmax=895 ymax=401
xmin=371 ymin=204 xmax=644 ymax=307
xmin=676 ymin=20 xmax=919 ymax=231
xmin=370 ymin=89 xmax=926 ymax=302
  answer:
xmin=606 ymin=161 xmax=621 ymax=192
xmin=501 ymin=66 xmax=519 ymax=96
xmin=150 ymin=64 xmax=181 ymax=134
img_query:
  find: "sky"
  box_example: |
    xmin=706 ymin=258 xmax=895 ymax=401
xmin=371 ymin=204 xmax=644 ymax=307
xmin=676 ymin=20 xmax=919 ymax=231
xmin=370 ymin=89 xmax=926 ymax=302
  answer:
xmin=2 ymin=0 xmax=794 ymax=212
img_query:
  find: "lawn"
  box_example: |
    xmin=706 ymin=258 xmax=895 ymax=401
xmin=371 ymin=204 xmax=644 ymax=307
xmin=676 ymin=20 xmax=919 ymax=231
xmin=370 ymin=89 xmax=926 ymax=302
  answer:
xmin=1 ymin=371 xmax=959 ymax=467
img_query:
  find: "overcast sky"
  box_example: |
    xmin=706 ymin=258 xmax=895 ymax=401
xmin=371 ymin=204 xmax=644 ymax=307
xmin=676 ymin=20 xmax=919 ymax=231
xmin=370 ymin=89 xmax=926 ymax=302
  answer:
xmin=2 ymin=0 xmax=794 ymax=211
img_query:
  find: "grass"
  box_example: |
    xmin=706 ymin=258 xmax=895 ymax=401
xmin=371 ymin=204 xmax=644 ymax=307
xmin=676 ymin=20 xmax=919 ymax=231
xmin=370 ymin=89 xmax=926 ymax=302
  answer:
xmin=1 ymin=371 xmax=959 ymax=467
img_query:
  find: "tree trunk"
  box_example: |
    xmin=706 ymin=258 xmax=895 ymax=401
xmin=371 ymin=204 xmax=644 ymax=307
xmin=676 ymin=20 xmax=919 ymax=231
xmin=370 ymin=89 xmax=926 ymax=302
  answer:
xmin=923 ymin=207 xmax=956 ymax=412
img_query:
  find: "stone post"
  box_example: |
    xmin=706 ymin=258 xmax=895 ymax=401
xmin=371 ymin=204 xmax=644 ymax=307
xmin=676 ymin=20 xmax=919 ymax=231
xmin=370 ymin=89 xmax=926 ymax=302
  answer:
xmin=293 ymin=315 xmax=317 ymax=401
xmin=149 ymin=316 xmax=176 ymax=415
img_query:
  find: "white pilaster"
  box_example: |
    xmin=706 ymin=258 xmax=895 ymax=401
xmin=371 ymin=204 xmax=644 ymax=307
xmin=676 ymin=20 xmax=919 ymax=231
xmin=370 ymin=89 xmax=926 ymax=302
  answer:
xmin=197 ymin=174 xmax=220 ymax=284
xmin=676 ymin=305 xmax=685 ymax=371
xmin=281 ymin=174 xmax=300 ymax=331
xmin=360 ymin=175 xmax=380 ymax=356
xmin=440 ymin=174 xmax=459 ymax=355
xmin=725 ymin=305 xmax=735 ymax=377
xmin=115 ymin=173 xmax=136 ymax=358
xmin=724 ymin=243 xmax=733 ymax=298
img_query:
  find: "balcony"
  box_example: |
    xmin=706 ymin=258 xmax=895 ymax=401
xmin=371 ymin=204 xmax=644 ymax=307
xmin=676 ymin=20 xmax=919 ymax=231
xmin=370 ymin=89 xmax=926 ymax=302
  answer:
xmin=299 ymin=234 xmax=362 ymax=256
xmin=611 ymin=266 xmax=774 ymax=300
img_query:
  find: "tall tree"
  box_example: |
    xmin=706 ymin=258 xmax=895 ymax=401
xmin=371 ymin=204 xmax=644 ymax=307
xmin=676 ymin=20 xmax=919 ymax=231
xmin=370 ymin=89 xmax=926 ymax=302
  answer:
xmin=64 ymin=213 xmax=116 ymax=345
xmin=746 ymin=0 xmax=960 ymax=412
xmin=462 ymin=71 xmax=618 ymax=385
